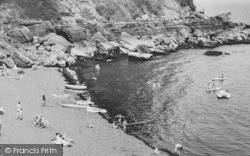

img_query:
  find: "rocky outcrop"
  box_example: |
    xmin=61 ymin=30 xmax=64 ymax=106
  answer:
xmin=12 ymin=51 xmax=34 ymax=68
xmin=41 ymin=33 xmax=72 ymax=46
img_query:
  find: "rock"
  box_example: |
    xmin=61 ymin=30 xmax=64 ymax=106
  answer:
xmin=120 ymin=47 xmax=130 ymax=54
xmin=8 ymin=28 xmax=27 ymax=43
xmin=58 ymin=60 xmax=66 ymax=67
xmin=56 ymin=25 xmax=87 ymax=42
xmin=91 ymin=32 xmax=108 ymax=42
xmin=43 ymin=54 xmax=58 ymax=67
xmin=204 ymin=51 xmax=224 ymax=56
xmin=71 ymin=47 xmax=95 ymax=58
xmin=28 ymin=54 xmax=38 ymax=62
xmin=128 ymin=52 xmax=153 ymax=61
xmin=120 ymin=41 xmax=137 ymax=51
xmin=0 ymin=52 xmax=6 ymax=59
xmin=0 ymin=58 xmax=15 ymax=68
xmin=20 ymin=27 xmax=33 ymax=42
xmin=12 ymin=51 xmax=34 ymax=68
xmin=42 ymin=33 xmax=72 ymax=46
xmin=11 ymin=19 xmax=42 ymax=27
xmin=51 ymin=44 xmax=66 ymax=53
xmin=66 ymin=57 xmax=76 ymax=65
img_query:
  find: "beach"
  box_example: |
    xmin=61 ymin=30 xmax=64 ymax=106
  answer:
xmin=0 ymin=67 xmax=156 ymax=156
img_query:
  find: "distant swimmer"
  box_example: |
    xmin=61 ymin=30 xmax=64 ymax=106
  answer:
xmin=173 ymin=144 xmax=183 ymax=156
xmin=206 ymin=83 xmax=211 ymax=92
xmin=0 ymin=120 xmax=2 ymax=136
xmin=95 ymin=64 xmax=100 ymax=71
xmin=221 ymin=73 xmax=224 ymax=78
xmin=122 ymin=119 xmax=128 ymax=131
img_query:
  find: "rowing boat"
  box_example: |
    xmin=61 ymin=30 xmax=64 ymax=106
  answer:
xmin=65 ymin=84 xmax=87 ymax=90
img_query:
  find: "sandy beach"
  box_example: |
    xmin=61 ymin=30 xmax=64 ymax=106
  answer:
xmin=0 ymin=67 xmax=156 ymax=156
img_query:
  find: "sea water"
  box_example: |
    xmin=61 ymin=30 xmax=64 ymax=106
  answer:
xmin=76 ymin=1 xmax=250 ymax=155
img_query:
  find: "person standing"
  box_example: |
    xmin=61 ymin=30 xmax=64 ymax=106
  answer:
xmin=16 ymin=101 xmax=23 ymax=120
xmin=123 ymin=119 xmax=128 ymax=131
xmin=42 ymin=95 xmax=46 ymax=106
xmin=0 ymin=120 xmax=2 ymax=136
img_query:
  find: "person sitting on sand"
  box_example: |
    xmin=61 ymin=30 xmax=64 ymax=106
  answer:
xmin=51 ymin=133 xmax=73 ymax=147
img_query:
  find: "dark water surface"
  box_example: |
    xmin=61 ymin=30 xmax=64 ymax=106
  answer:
xmin=77 ymin=45 xmax=250 ymax=156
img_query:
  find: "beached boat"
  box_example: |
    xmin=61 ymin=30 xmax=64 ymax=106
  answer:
xmin=212 ymin=77 xmax=227 ymax=81
xmin=86 ymin=106 xmax=107 ymax=113
xmin=65 ymin=84 xmax=87 ymax=90
xmin=76 ymin=100 xmax=94 ymax=105
xmin=217 ymin=90 xmax=231 ymax=99
xmin=64 ymin=89 xmax=88 ymax=94
xmin=52 ymin=94 xmax=69 ymax=98
xmin=61 ymin=104 xmax=87 ymax=109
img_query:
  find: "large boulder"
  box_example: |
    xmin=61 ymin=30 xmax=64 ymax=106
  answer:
xmin=43 ymin=54 xmax=58 ymax=67
xmin=56 ymin=25 xmax=87 ymax=42
xmin=71 ymin=47 xmax=95 ymax=58
xmin=8 ymin=28 xmax=27 ymax=43
xmin=42 ymin=33 xmax=72 ymax=46
xmin=91 ymin=32 xmax=108 ymax=42
xmin=11 ymin=51 xmax=34 ymax=68
xmin=20 ymin=27 xmax=33 ymax=42
xmin=66 ymin=57 xmax=76 ymax=65
xmin=204 ymin=51 xmax=230 ymax=56
xmin=0 ymin=58 xmax=15 ymax=68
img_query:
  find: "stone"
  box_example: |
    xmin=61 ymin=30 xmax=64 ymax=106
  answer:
xmin=91 ymin=32 xmax=108 ymax=42
xmin=43 ymin=54 xmax=58 ymax=67
xmin=56 ymin=25 xmax=87 ymax=42
xmin=204 ymin=51 xmax=224 ymax=56
xmin=20 ymin=26 xmax=33 ymax=42
xmin=12 ymin=51 xmax=34 ymax=68
xmin=66 ymin=57 xmax=76 ymax=66
xmin=42 ymin=33 xmax=72 ymax=46
xmin=71 ymin=47 xmax=95 ymax=58
xmin=0 ymin=58 xmax=15 ymax=68
xmin=128 ymin=52 xmax=153 ymax=61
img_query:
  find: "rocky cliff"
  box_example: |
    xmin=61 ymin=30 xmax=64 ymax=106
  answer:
xmin=0 ymin=0 xmax=195 ymax=22
xmin=1 ymin=0 xmax=250 ymax=68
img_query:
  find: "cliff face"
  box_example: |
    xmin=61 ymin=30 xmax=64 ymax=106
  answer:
xmin=0 ymin=0 xmax=195 ymax=22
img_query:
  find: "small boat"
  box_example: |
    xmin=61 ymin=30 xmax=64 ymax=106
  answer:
xmin=86 ymin=106 xmax=107 ymax=113
xmin=206 ymin=87 xmax=221 ymax=92
xmin=64 ymin=89 xmax=88 ymax=94
xmin=65 ymin=84 xmax=87 ymax=90
xmin=76 ymin=100 xmax=94 ymax=105
xmin=212 ymin=77 xmax=227 ymax=81
xmin=61 ymin=104 xmax=87 ymax=109
xmin=217 ymin=90 xmax=231 ymax=99
xmin=52 ymin=94 xmax=69 ymax=98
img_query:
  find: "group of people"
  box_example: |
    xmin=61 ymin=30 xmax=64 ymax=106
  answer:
xmin=34 ymin=115 xmax=49 ymax=128
xmin=112 ymin=114 xmax=128 ymax=131
xmin=51 ymin=132 xmax=75 ymax=147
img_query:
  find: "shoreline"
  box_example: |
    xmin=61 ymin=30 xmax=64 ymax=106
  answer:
xmin=0 ymin=67 xmax=158 ymax=156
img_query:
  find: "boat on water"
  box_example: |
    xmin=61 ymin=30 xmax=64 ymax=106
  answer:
xmin=212 ymin=77 xmax=227 ymax=81
xmin=217 ymin=90 xmax=231 ymax=99
xmin=65 ymin=84 xmax=87 ymax=90
xmin=206 ymin=87 xmax=221 ymax=92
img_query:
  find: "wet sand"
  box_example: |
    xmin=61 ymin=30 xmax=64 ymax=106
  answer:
xmin=0 ymin=67 xmax=156 ymax=156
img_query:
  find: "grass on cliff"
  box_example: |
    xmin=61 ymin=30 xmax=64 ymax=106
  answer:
xmin=0 ymin=0 xmax=61 ymax=21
